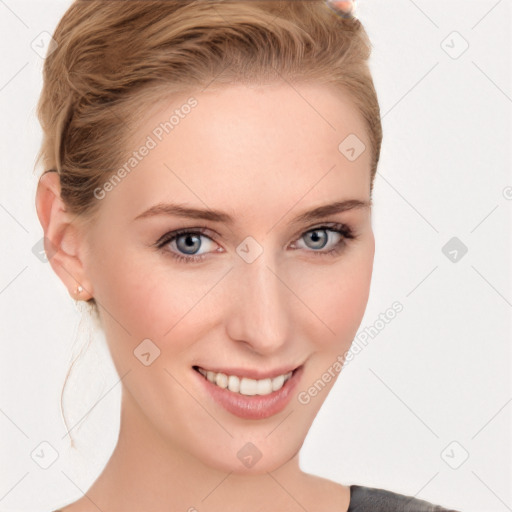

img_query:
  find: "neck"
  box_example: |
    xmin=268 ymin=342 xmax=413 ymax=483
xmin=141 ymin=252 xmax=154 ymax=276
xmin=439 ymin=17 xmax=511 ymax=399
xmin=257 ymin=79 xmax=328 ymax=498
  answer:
xmin=82 ymin=387 xmax=317 ymax=512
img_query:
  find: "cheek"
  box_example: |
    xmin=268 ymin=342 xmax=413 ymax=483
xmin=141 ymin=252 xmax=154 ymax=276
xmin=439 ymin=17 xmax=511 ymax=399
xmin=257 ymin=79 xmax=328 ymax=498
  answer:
xmin=85 ymin=232 xmax=161 ymax=341
xmin=297 ymin=243 xmax=374 ymax=349
xmin=89 ymin=241 xmax=220 ymax=356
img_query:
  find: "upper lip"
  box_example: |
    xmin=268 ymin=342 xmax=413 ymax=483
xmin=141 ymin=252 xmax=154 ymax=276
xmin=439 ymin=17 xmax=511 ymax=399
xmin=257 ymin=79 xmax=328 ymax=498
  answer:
xmin=193 ymin=364 xmax=302 ymax=380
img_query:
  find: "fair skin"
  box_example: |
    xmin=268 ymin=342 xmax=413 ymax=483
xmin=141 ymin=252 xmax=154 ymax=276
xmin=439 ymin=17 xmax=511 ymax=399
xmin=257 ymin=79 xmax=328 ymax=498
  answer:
xmin=36 ymin=82 xmax=374 ymax=512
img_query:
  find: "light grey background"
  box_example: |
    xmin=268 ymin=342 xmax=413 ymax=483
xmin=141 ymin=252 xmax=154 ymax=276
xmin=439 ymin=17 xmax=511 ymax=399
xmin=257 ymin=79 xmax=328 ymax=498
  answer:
xmin=0 ymin=1 xmax=510 ymax=511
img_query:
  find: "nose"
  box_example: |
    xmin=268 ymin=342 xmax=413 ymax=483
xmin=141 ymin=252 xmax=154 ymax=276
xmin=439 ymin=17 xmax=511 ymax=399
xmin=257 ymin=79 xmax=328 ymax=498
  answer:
xmin=224 ymin=247 xmax=291 ymax=355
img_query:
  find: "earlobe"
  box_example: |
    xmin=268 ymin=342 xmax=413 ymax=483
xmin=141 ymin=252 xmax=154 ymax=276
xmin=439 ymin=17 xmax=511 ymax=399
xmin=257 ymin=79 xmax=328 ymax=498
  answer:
xmin=35 ymin=171 xmax=93 ymax=302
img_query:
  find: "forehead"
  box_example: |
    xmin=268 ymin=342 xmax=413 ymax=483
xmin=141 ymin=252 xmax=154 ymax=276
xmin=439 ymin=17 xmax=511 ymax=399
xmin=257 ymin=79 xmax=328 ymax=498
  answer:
xmin=104 ymin=83 xmax=372 ymax=221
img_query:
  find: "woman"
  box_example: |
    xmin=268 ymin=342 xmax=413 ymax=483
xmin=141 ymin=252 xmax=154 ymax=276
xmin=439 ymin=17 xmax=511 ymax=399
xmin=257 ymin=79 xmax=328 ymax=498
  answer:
xmin=35 ymin=0 xmax=462 ymax=510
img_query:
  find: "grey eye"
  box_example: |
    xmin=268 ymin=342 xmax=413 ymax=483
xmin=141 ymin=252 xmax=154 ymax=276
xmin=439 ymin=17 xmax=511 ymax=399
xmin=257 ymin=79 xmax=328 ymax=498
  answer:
xmin=176 ymin=233 xmax=203 ymax=255
xmin=303 ymin=229 xmax=329 ymax=250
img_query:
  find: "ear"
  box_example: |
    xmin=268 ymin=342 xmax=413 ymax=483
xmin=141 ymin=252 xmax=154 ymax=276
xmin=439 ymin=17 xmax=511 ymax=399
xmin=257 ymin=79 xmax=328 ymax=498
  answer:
xmin=35 ymin=171 xmax=93 ymax=301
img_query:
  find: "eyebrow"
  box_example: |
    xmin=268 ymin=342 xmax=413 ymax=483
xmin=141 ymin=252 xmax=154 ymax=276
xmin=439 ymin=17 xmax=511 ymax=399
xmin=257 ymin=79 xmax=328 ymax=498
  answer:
xmin=134 ymin=199 xmax=371 ymax=224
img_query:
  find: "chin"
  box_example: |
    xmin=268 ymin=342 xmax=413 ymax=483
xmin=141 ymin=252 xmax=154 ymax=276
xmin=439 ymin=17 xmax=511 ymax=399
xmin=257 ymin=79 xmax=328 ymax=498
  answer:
xmin=193 ymin=432 xmax=305 ymax=476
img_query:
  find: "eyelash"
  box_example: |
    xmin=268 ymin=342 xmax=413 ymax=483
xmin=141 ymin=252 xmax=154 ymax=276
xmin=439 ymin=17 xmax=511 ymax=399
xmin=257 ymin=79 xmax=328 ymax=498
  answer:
xmin=154 ymin=223 xmax=356 ymax=264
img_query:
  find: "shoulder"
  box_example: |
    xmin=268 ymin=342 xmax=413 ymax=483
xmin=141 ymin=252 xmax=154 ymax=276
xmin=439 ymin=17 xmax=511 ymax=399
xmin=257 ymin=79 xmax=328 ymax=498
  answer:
xmin=348 ymin=484 xmax=462 ymax=512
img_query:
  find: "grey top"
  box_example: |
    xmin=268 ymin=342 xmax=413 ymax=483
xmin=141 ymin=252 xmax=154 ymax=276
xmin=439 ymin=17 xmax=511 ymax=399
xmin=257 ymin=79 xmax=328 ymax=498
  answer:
xmin=348 ymin=485 xmax=462 ymax=511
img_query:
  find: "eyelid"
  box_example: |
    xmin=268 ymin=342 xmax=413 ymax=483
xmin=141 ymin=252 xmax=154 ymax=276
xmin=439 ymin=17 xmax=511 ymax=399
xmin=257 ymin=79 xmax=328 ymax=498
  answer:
xmin=288 ymin=222 xmax=354 ymax=251
xmin=290 ymin=221 xmax=351 ymax=241
xmin=154 ymin=221 xmax=354 ymax=261
xmin=155 ymin=222 xmax=349 ymax=246
xmin=154 ymin=226 xmax=215 ymax=248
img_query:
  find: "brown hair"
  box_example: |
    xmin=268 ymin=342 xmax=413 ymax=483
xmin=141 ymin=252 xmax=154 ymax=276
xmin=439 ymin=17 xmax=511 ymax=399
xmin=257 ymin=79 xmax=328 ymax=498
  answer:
xmin=35 ymin=0 xmax=382 ymax=445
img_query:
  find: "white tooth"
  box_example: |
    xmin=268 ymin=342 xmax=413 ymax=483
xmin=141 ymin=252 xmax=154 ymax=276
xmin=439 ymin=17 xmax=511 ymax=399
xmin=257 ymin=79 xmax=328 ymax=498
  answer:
xmin=201 ymin=367 xmax=293 ymax=396
xmin=239 ymin=377 xmax=258 ymax=396
xmin=271 ymin=374 xmax=285 ymax=391
xmin=256 ymin=378 xmax=273 ymax=395
xmin=215 ymin=372 xmax=228 ymax=389
xmin=228 ymin=375 xmax=240 ymax=393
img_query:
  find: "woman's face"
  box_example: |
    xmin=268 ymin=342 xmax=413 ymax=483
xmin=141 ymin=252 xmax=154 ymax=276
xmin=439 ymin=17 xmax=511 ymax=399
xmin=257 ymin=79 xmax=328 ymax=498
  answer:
xmin=81 ymin=82 xmax=375 ymax=474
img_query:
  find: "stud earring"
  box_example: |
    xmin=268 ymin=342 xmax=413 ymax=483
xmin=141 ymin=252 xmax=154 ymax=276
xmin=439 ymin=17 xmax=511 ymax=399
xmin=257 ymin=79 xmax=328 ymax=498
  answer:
xmin=76 ymin=285 xmax=83 ymax=295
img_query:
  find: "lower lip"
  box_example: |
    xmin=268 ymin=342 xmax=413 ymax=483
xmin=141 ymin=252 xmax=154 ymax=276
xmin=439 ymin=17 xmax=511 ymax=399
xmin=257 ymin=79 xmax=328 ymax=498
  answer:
xmin=193 ymin=366 xmax=303 ymax=420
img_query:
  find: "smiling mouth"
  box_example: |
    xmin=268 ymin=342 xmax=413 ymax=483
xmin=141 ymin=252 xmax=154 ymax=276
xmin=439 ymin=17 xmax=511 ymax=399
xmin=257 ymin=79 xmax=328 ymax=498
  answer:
xmin=192 ymin=366 xmax=298 ymax=396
